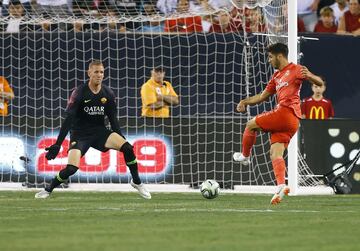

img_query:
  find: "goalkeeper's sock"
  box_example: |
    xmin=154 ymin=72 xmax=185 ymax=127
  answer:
xmin=272 ymin=157 xmax=286 ymax=185
xmin=127 ymin=162 xmax=141 ymax=185
xmin=120 ymin=142 xmax=141 ymax=185
xmin=242 ymin=127 xmax=257 ymax=157
xmin=45 ymin=164 xmax=79 ymax=192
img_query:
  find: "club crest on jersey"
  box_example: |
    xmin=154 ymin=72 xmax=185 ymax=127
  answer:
xmin=101 ymin=97 xmax=107 ymax=104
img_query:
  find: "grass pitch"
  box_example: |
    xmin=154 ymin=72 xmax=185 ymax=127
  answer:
xmin=0 ymin=191 xmax=359 ymax=251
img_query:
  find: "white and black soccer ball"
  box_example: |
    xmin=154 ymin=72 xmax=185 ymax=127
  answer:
xmin=200 ymin=179 xmax=220 ymax=199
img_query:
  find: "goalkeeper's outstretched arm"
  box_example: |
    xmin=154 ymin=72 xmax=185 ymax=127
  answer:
xmin=45 ymin=114 xmax=73 ymax=160
xmin=54 ymin=114 xmax=73 ymax=146
xmin=46 ymin=87 xmax=80 ymax=160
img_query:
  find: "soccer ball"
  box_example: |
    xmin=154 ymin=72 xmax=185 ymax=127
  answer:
xmin=200 ymin=179 xmax=220 ymax=199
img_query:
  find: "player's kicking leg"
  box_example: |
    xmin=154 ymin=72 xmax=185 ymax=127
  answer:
xmin=233 ymin=118 xmax=259 ymax=165
xmin=105 ymin=133 xmax=151 ymax=199
xmin=35 ymin=149 xmax=81 ymax=199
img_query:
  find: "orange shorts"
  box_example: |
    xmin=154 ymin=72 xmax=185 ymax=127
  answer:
xmin=255 ymin=106 xmax=299 ymax=147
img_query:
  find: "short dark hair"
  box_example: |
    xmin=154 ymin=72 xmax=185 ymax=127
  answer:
xmin=153 ymin=66 xmax=164 ymax=72
xmin=312 ymin=76 xmax=327 ymax=86
xmin=267 ymin=43 xmax=289 ymax=58
xmin=10 ymin=0 xmax=22 ymax=5
xmin=89 ymin=60 xmax=103 ymax=68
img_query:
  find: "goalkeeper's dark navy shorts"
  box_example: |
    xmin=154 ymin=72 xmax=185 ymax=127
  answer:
xmin=69 ymin=128 xmax=113 ymax=156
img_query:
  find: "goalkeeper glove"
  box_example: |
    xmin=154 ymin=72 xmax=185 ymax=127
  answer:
xmin=45 ymin=144 xmax=61 ymax=160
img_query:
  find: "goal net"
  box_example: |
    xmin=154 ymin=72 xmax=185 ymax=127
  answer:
xmin=0 ymin=0 xmax=331 ymax=194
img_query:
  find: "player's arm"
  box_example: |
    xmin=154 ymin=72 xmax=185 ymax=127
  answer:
xmin=301 ymin=66 xmax=324 ymax=86
xmin=0 ymin=89 xmax=14 ymax=101
xmin=159 ymin=94 xmax=179 ymax=105
xmin=148 ymin=101 xmax=166 ymax=110
xmin=337 ymin=15 xmax=347 ymax=35
xmin=141 ymin=84 xmax=165 ymax=110
xmin=236 ymin=90 xmax=272 ymax=113
xmin=45 ymin=88 xmax=80 ymax=160
xmin=158 ymin=83 xmax=179 ymax=105
xmin=0 ymin=80 xmax=14 ymax=101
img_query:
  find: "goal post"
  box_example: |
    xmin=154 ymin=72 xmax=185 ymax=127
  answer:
xmin=0 ymin=0 xmax=333 ymax=195
xmin=287 ymin=0 xmax=299 ymax=195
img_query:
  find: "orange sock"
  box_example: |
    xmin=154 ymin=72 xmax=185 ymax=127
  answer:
xmin=242 ymin=127 xmax=257 ymax=157
xmin=272 ymin=157 xmax=286 ymax=185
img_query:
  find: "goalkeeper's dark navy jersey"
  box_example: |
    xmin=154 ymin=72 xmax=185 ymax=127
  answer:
xmin=66 ymin=84 xmax=120 ymax=135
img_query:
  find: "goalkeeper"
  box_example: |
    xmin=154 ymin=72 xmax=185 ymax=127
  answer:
xmin=35 ymin=60 xmax=151 ymax=199
xmin=233 ymin=43 xmax=324 ymax=205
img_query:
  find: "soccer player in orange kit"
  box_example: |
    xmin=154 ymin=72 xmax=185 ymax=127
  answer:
xmin=233 ymin=43 xmax=324 ymax=205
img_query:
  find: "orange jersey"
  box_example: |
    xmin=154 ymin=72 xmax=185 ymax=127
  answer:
xmin=0 ymin=76 xmax=13 ymax=116
xmin=265 ymin=63 xmax=306 ymax=119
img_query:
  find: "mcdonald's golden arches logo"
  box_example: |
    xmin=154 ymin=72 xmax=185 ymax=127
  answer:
xmin=310 ymin=106 xmax=325 ymax=119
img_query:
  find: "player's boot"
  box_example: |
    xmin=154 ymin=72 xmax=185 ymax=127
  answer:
xmin=233 ymin=152 xmax=250 ymax=165
xmin=35 ymin=190 xmax=51 ymax=199
xmin=270 ymin=184 xmax=290 ymax=205
xmin=130 ymin=180 xmax=152 ymax=200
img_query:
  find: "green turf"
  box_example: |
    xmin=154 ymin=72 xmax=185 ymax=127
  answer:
xmin=0 ymin=191 xmax=359 ymax=251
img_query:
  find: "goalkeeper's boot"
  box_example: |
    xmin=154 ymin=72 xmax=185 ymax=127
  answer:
xmin=35 ymin=190 xmax=51 ymax=199
xmin=270 ymin=184 xmax=290 ymax=205
xmin=233 ymin=152 xmax=250 ymax=166
xmin=130 ymin=180 xmax=151 ymax=200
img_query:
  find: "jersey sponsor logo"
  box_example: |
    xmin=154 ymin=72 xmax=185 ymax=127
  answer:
xmin=101 ymin=97 xmax=107 ymax=104
xmin=310 ymin=106 xmax=325 ymax=119
xmin=275 ymin=81 xmax=289 ymax=91
xmin=84 ymin=106 xmax=105 ymax=115
xmin=84 ymin=99 xmax=91 ymax=103
xmin=275 ymin=70 xmax=290 ymax=91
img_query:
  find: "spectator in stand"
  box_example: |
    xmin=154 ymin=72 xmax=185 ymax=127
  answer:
xmin=337 ymin=0 xmax=360 ymax=35
xmin=0 ymin=76 xmax=15 ymax=116
xmin=207 ymin=0 xmax=233 ymax=10
xmin=140 ymin=3 xmax=165 ymax=32
xmin=141 ymin=67 xmax=179 ymax=118
xmin=298 ymin=0 xmax=320 ymax=32
xmin=110 ymin=0 xmax=140 ymax=16
xmin=189 ymin=0 xmax=214 ymax=12
xmin=317 ymin=0 xmax=336 ymax=15
xmin=36 ymin=0 xmax=70 ymax=17
xmin=245 ymin=7 xmax=266 ymax=33
xmin=102 ymin=8 xmax=127 ymax=32
xmin=273 ymin=3 xmax=306 ymax=34
xmin=157 ymin=0 xmax=177 ymax=15
xmin=314 ymin=6 xmax=338 ymax=33
xmin=331 ymin=0 xmax=349 ymax=24
xmin=1 ymin=0 xmax=31 ymax=16
xmin=0 ymin=0 xmax=32 ymax=32
xmin=301 ymin=78 xmax=334 ymax=119
xmin=209 ymin=10 xmax=240 ymax=32
xmin=188 ymin=0 xmax=215 ymax=32
xmin=164 ymin=0 xmax=203 ymax=32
